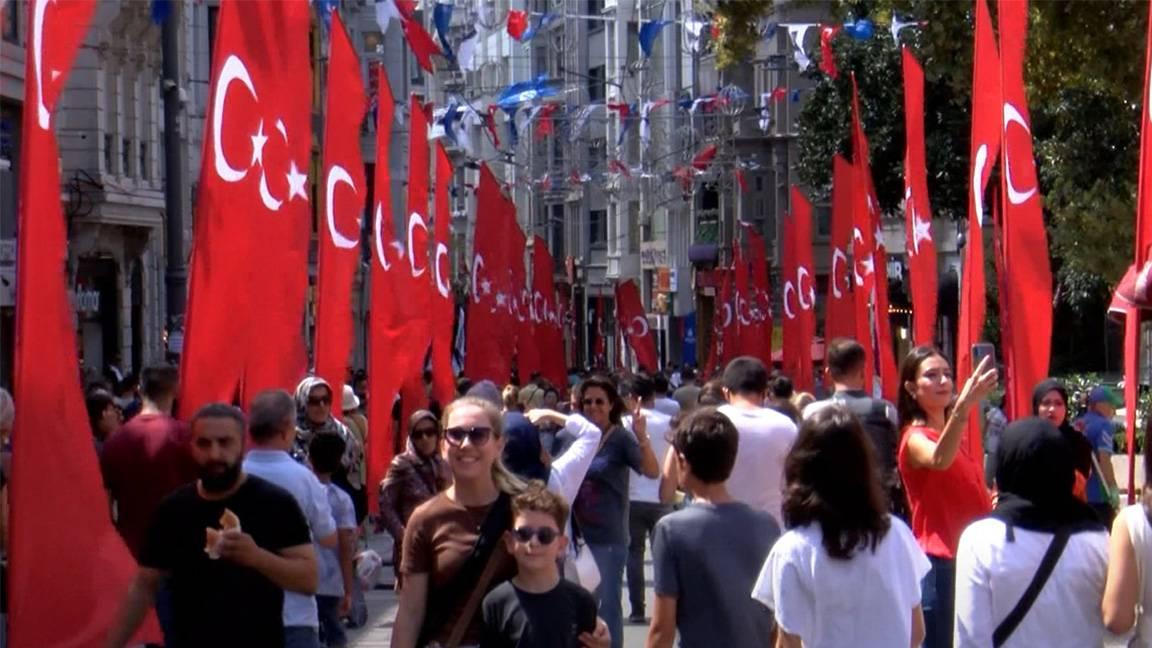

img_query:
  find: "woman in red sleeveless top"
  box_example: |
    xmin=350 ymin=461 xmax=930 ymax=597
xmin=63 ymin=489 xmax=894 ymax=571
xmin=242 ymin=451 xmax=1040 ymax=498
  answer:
xmin=896 ymin=346 xmax=997 ymax=648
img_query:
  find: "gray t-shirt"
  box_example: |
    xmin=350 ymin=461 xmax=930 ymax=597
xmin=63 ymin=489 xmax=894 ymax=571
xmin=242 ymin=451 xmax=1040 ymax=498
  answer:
xmin=572 ymin=425 xmax=644 ymax=546
xmin=653 ymin=501 xmax=781 ymax=648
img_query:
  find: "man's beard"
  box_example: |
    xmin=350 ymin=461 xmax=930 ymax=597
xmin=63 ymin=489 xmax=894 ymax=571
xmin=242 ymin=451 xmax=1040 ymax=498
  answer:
xmin=199 ymin=460 xmax=242 ymax=493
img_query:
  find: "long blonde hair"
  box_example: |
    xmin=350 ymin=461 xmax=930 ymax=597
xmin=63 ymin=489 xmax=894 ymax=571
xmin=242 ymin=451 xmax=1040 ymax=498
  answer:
xmin=441 ymin=396 xmax=526 ymax=495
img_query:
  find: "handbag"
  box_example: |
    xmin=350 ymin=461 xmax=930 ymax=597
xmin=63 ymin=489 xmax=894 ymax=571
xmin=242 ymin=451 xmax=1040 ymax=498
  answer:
xmin=992 ymin=530 xmax=1071 ymax=647
xmin=563 ymin=511 xmax=601 ymax=593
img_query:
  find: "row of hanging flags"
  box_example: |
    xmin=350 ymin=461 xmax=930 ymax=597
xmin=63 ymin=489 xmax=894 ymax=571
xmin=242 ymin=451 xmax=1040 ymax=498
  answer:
xmin=4 ymin=0 xmax=1148 ymax=643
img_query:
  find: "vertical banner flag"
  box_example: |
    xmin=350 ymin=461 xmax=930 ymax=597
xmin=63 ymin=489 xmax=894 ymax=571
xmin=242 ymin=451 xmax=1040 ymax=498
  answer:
xmin=431 ymin=143 xmax=456 ymax=407
xmin=531 ymin=237 xmax=567 ymax=390
xmin=739 ymin=223 xmax=774 ymax=367
xmin=181 ymin=0 xmax=312 ymax=412
xmin=11 ymin=0 xmax=160 ymax=645
xmin=826 ymin=154 xmax=857 ymax=342
xmin=849 ymin=77 xmax=877 ymax=394
xmin=616 ymin=279 xmax=659 ymax=371
xmin=367 ymin=64 xmax=398 ymax=513
xmin=707 ymin=268 xmax=735 ymax=377
xmin=314 ymin=11 xmax=367 ymax=401
xmin=512 ymin=228 xmax=536 ymax=384
xmin=1126 ymin=0 xmax=1152 ymax=500
xmin=782 ymin=187 xmax=817 ymax=392
xmin=465 ymin=164 xmax=515 ymax=382
xmin=998 ymin=0 xmax=1053 ymax=421
xmin=732 ymin=240 xmax=752 ymax=360
xmin=958 ymin=0 xmax=1001 ymax=456
xmin=901 ymin=47 xmax=939 ymax=346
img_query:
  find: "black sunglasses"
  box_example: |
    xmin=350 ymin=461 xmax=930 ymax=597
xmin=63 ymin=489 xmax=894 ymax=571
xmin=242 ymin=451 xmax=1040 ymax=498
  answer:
xmin=512 ymin=526 xmax=558 ymax=545
xmin=410 ymin=426 xmax=439 ymax=440
xmin=307 ymin=396 xmax=332 ymax=406
xmin=444 ymin=425 xmax=492 ymax=447
xmin=582 ymin=397 xmax=607 ymax=406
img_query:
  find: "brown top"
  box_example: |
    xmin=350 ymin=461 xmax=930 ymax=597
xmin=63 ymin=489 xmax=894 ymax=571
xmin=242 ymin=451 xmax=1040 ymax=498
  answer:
xmin=402 ymin=492 xmax=516 ymax=646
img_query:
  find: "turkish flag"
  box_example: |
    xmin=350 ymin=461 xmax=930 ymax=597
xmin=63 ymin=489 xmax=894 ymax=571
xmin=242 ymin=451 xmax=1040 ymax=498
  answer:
xmin=400 ymin=12 xmax=442 ymax=73
xmin=313 ymin=11 xmax=367 ymax=402
xmin=732 ymin=241 xmax=751 ymax=360
xmin=431 ymin=143 xmax=456 ymax=407
xmin=998 ymin=0 xmax=1053 ymax=421
xmin=181 ymin=0 xmax=312 ymax=413
xmin=901 ymin=48 xmax=938 ymax=346
xmin=464 ymin=164 xmax=516 ymax=383
xmin=1125 ymin=0 xmax=1152 ymax=500
xmin=825 ymin=154 xmax=856 ymax=342
xmin=592 ymin=295 xmax=606 ymax=368
xmin=737 ymin=225 xmax=773 ymax=367
xmin=11 ymin=0 xmax=158 ymax=645
xmin=616 ymin=279 xmax=658 ymax=371
xmin=956 ymin=0 xmax=1000 ymax=456
xmin=367 ymin=65 xmax=399 ymax=513
xmin=782 ymin=188 xmax=817 ymax=392
xmin=705 ymin=268 xmax=736 ymax=378
xmin=532 ymin=237 xmax=567 ymax=389
xmin=510 ymin=227 xmax=537 ymax=384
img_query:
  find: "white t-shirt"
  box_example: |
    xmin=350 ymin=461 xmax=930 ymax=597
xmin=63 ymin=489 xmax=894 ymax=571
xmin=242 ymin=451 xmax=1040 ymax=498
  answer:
xmin=1120 ymin=503 xmax=1152 ymax=643
xmin=954 ymin=518 xmax=1109 ymax=648
xmin=752 ymin=516 xmax=929 ymax=648
xmin=718 ymin=404 xmax=798 ymax=526
xmin=654 ymin=396 xmax=681 ymax=418
xmin=625 ymin=408 xmax=672 ymax=504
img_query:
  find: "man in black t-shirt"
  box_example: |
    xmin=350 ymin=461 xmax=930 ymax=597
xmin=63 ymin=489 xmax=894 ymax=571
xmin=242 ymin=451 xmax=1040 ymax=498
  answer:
xmin=105 ymin=403 xmax=318 ymax=648
xmin=481 ymin=483 xmax=597 ymax=648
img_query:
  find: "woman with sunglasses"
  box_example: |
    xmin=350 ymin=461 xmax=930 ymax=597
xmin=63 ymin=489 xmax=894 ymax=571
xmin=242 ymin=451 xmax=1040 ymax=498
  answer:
xmin=294 ymin=377 xmax=365 ymax=502
xmin=379 ymin=410 xmax=451 ymax=583
xmin=392 ymin=396 xmax=609 ymax=648
xmin=572 ymin=375 xmax=660 ymax=648
xmin=896 ymin=347 xmax=998 ymax=648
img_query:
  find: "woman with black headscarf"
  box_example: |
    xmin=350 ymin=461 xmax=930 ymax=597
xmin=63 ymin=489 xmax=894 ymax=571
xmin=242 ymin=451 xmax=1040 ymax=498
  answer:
xmin=1031 ymin=378 xmax=1093 ymax=495
xmin=954 ymin=418 xmax=1108 ymax=647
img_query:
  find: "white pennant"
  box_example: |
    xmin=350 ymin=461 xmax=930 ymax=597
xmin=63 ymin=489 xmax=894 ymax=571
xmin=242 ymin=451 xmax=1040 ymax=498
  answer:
xmin=785 ymin=23 xmax=817 ymax=70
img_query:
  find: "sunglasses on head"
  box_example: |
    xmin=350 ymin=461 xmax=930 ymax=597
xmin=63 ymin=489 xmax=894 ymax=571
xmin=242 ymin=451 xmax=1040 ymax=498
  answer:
xmin=582 ymin=397 xmax=607 ymax=406
xmin=513 ymin=526 xmax=558 ymax=545
xmin=307 ymin=396 xmax=331 ymax=406
xmin=410 ymin=425 xmax=439 ymax=440
xmin=444 ymin=425 xmax=492 ymax=447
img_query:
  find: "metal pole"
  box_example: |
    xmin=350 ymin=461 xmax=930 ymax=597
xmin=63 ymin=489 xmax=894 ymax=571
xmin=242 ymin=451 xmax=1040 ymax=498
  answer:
xmin=162 ymin=7 xmax=187 ymax=336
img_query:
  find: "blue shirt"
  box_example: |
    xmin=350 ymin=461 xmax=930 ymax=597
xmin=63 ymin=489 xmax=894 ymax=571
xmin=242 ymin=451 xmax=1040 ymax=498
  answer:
xmin=318 ymin=482 xmax=357 ymax=597
xmin=1076 ymin=411 xmax=1115 ymax=504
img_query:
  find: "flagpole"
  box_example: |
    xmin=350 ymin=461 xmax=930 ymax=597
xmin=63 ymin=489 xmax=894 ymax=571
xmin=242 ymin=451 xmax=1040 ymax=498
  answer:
xmin=161 ymin=2 xmax=186 ymax=351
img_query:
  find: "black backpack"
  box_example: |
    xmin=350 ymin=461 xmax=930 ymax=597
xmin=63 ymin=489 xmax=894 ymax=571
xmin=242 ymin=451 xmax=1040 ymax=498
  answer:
xmin=831 ymin=393 xmax=908 ymax=520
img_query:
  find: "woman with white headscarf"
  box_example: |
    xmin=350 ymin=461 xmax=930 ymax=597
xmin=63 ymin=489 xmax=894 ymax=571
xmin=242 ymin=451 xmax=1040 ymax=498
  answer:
xmin=295 ymin=376 xmax=365 ymax=511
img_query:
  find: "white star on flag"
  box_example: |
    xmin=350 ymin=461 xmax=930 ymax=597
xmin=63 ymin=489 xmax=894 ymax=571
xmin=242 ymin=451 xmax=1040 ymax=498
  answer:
xmin=874 ymin=224 xmax=885 ymax=250
xmin=481 ymin=278 xmax=492 ymax=295
xmin=250 ymin=121 xmax=268 ymax=167
xmin=912 ymin=214 xmax=933 ymax=254
xmin=286 ymin=161 xmax=309 ymax=201
xmin=495 ymin=292 xmax=507 ymax=307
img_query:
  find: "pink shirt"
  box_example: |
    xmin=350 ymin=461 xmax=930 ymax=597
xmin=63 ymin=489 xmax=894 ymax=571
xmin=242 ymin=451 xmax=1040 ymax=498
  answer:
xmin=898 ymin=425 xmax=991 ymax=559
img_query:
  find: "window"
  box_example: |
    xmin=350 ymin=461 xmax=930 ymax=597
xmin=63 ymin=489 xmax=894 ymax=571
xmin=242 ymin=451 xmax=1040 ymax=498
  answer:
xmin=122 ymin=137 xmax=131 ymax=177
xmin=549 ymin=204 xmax=565 ymax=269
xmin=587 ymin=65 xmax=605 ymax=102
xmin=589 ymin=209 xmax=606 ymax=248
xmin=586 ymin=0 xmax=603 ymax=33
xmin=815 ymin=204 xmax=832 ymax=238
xmin=139 ymin=142 xmax=148 ymax=181
xmin=104 ymin=134 xmax=114 ymax=173
xmin=2 ymin=0 xmax=18 ymax=44
xmin=207 ymin=6 xmax=219 ymax=62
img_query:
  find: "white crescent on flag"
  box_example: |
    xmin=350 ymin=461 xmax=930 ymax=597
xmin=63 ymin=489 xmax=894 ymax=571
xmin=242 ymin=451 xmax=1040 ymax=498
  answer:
xmin=471 ymin=253 xmax=486 ymax=303
xmin=783 ymin=281 xmax=797 ymax=320
xmin=831 ymin=247 xmax=849 ymax=298
xmin=434 ymin=242 xmax=451 ymax=297
xmin=631 ymin=315 xmax=650 ymax=338
xmin=797 ymin=267 xmax=814 ymax=310
xmin=1002 ymin=103 xmax=1037 ymax=205
xmin=325 ymin=165 xmax=359 ymax=249
xmin=212 ymin=55 xmax=258 ymax=183
xmin=407 ymin=213 xmax=429 ymax=277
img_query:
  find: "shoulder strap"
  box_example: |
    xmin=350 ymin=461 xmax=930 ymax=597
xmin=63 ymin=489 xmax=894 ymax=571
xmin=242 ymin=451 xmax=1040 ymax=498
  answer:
xmin=992 ymin=531 xmax=1071 ymax=647
xmin=444 ymin=541 xmax=508 ymax=648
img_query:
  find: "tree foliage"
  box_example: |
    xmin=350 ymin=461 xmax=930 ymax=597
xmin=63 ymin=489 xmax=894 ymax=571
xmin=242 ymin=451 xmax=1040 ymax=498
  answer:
xmin=708 ymin=0 xmax=775 ymax=69
xmin=795 ymin=0 xmax=1147 ymax=316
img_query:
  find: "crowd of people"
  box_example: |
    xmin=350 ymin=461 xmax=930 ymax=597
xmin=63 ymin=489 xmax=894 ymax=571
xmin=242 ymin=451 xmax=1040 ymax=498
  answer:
xmin=0 ymin=337 xmax=1148 ymax=647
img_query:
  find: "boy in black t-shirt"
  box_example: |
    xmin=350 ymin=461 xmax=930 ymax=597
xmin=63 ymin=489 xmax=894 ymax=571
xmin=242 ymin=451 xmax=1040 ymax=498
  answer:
xmin=481 ymin=482 xmax=597 ymax=648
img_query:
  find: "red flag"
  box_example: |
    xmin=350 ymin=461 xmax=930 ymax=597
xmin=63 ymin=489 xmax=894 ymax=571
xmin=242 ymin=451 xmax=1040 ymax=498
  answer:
xmin=692 ymin=144 xmax=718 ymax=171
xmin=781 ymin=188 xmax=818 ymax=392
xmin=740 ymin=223 xmax=774 ymax=367
xmin=314 ymin=12 xmax=367 ymax=401
xmin=735 ymin=168 xmax=748 ymax=193
xmin=705 ymin=268 xmax=736 ymax=377
xmin=11 ymin=0 xmax=158 ymax=644
xmin=507 ymin=10 xmax=528 ymax=40
xmin=826 ymin=154 xmax=857 ymax=342
xmin=431 ymin=143 xmax=456 ymax=407
xmin=901 ymin=48 xmax=939 ymax=346
xmin=819 ymin=24 xmax=841 ymax=78
xmin=616 ymin=279 xmax=659 ymax=371
xmin=532 ymin=237 xmax=567 ymax=389
xmin=401 ymin=93 xmax=433 ymax=382
xmin=511 ymin=228 xmax=537 ymax=384
xmin=732 ymin=241 xmax=750 ymax=360
xmin=998 ymin=0 xmax=1052 ymax=421
xmin=401 ymin=12 xmax=442 ymax=73
xmin=181 ymin=0 xmax=312 ymax=413
xmin=593 ymin=295 xmax=606 ymax=368
xmin=464 ymin=164 xmax=516 ymax=383
xmin=956 ymin=0 xmax=1001 ymax=456
xmin=849 ymin=78 xmax=877 ymax=394
xmin=1126 ymin=0 xmax=1152 ymax=501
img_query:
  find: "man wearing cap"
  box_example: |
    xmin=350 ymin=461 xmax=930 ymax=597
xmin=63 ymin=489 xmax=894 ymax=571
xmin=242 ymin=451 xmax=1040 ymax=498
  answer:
xmin=1076 ymin=385 xmax=1123 ymax=525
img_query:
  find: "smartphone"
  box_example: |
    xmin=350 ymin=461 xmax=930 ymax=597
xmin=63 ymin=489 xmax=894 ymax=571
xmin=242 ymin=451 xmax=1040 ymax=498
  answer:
xmin=972 ymin=342 xmax=996 ymax=368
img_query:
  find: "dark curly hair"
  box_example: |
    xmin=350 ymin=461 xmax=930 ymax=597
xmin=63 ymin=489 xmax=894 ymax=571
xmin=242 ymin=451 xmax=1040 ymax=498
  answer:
xmin=782 ymin=405 xmax=891 ymax=560
xmin=576 ymin=375 xmax=625 ymax=426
